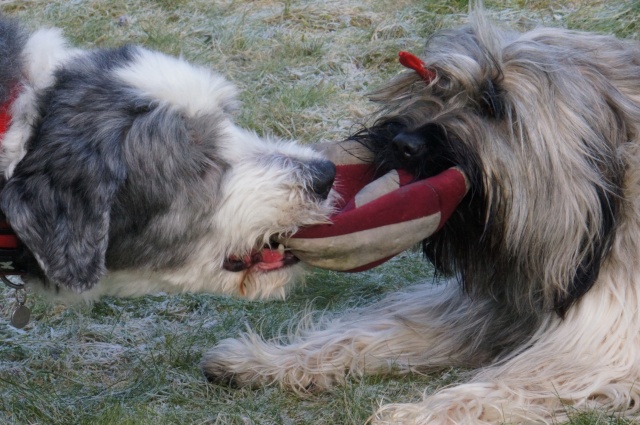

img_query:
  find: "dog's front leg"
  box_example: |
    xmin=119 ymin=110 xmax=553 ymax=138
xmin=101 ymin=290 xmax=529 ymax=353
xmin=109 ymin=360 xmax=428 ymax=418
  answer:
xmin=201 ymin=282 xmax=510 ymax=393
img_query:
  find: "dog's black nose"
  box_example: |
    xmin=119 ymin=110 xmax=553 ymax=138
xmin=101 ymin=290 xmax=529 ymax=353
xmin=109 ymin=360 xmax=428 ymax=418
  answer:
xmin=392 ymin=132 xmax=424 ymax=158
xmin=308 ymin=159 xmax=336 ymax=200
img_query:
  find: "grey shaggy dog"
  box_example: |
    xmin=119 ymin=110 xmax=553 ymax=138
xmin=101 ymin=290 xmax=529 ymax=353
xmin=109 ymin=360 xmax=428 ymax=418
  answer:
xmin=203 ymin=10 xmax=640 ymax=424
xmin=0 ymin=15 xmax=335 ymax=301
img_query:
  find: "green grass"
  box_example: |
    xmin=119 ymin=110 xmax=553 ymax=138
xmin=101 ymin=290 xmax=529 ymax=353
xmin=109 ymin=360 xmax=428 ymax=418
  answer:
xmin=0 ymin=0 xmax=638 ymax=424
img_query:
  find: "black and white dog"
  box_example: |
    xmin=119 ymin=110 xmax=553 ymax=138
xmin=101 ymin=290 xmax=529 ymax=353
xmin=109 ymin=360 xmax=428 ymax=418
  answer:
xmin=0 ymin=16 xmax=335 ymax=302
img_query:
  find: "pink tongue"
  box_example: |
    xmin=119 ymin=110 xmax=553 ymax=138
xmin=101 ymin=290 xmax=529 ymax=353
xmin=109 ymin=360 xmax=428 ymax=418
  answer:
xmin=254 ymin=249 xmax=286 ymax=271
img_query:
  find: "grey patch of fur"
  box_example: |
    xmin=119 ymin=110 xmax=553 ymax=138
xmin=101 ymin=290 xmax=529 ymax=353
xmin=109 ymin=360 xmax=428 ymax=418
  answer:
xmin=0 ymin=45 xmax=228 ymax=292
xmin=107 ymin=107 xmax=228 ymax=271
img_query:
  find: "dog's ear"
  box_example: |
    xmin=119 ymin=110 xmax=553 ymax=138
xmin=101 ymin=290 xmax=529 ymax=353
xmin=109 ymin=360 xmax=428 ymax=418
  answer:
xmin=554 ymin=178 xmax=621 ymax=317
xmin=0 ymin=120 xmax=127 ymax=293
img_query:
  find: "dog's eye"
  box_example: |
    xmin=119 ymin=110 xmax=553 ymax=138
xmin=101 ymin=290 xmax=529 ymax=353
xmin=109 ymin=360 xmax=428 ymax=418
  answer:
xmin=415 ymin=123 xmax=447 ymax=144
xmin=379 ymin=119 xmax=406 ymax=140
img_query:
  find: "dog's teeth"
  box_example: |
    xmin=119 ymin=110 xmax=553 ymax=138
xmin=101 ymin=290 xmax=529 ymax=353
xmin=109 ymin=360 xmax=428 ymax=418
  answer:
xmin=278 ymin=244 xmax=285 ymax=254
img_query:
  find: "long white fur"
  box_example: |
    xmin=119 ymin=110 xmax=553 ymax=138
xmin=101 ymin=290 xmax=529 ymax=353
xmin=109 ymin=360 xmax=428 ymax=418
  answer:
xmin=114 ymin=48 xmax=240 ymax=117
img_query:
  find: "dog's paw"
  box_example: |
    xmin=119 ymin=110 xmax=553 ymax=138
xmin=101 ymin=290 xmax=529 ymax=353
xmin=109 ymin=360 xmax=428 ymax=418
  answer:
xmin=201 ymin=336 xmax=271 ymax=388
xmin=201 ymin=334 xmax=346 ymax=392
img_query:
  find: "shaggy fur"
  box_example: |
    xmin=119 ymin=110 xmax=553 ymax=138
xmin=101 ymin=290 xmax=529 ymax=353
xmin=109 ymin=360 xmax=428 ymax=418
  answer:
xmin=202 ymin=11 xmax=640 ymax=424
xmin=0 ymin=16 xmax=335 ymax=302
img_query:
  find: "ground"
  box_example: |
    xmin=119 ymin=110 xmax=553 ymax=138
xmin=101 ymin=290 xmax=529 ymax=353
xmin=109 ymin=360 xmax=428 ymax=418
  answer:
xmin=0 ymin=0 xmax=638 ymax=424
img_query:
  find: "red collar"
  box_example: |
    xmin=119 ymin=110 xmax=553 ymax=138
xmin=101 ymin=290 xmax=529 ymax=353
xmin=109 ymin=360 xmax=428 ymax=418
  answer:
xmin=0 ymin=85 xmax=19 ymax=140
xmin=0 ymin=216 xmax=24 ymax=281
xmin=0 ymin=85 xmax=26 ymax=279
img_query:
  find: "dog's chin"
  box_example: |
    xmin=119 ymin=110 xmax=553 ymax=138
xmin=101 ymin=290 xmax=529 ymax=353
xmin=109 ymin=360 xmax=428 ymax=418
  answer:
xmin=230 ymin=259 xmax=304 ymax=301
xmin=218 ymin=238 xmax=305 ymax=299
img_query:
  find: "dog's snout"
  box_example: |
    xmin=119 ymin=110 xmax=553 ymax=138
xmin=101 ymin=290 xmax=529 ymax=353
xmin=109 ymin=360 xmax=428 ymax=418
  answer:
xmin=308 ymin=159 xmax=336 ymax=200
xmin=392 ymin=133 xmax=424 ymax=159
